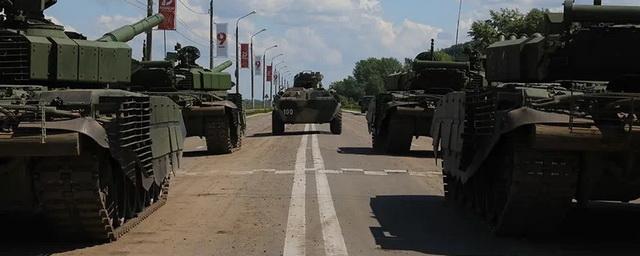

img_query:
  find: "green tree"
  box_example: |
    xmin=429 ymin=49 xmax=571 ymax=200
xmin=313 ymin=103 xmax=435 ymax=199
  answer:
xmin=330 ymin=76 xmax=362 ymax=103
xmin=352 ymin=57 xmax=403 ymax=96
xmin=434 ymin=51 xmax=454 ymax=61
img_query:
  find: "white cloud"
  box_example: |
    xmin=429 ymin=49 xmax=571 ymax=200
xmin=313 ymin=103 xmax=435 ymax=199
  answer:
xmin=87 ymin=0 xmax=640 ymax=94
xmin=46 ymin=16 xmax=78 ymax=33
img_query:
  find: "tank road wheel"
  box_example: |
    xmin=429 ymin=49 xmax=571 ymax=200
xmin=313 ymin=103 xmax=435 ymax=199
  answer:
xmin=231 ymin=112 xmax=243 ymax=150
xmin=386 ymin=116 xmax=413 ymax=154
xmin=330 ymin=111 xmax=343 ymax=135
xmin=34 ymin=152 xmax=122 ymax=241
xmin=206 ymin=116 xmax=234 ymax=154
xmin=272 ymin=111 xmax=285 ymax=135
xmin=481 ymin=133 xmax=579 ymax=236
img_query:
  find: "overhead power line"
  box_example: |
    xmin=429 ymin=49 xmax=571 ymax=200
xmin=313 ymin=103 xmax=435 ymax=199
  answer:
xmin=178 ymin=0 xmax=209 ymax=15
xmin=174 ymin=30 xmax=208 ymax=48
xmin=176 ymin=16 xmax=210 ymax=42
xmin=122 ymin=0 xmax=146 ymax=11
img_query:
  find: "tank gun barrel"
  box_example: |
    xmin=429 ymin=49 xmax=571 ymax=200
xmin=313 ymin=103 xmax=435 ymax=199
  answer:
xmin=564 ymin=0 xmax=640 ymax=24
xmin=97 ymin=14 xmax=165 ymax=42
xmin=211 ymin=60 xmax=233 ymax=72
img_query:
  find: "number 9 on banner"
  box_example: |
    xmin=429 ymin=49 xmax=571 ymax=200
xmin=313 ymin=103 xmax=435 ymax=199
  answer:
xmin=216 ymin=23 xmax=229 ymax=58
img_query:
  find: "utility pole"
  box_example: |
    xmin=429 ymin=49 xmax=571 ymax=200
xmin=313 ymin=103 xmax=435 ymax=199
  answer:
xmin=209 ymin=0 xmax=214 ymax=69
xmin=145 ymin=0 xmax=153 ymax=61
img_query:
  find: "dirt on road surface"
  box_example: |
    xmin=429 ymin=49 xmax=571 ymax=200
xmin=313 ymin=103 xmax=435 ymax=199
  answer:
xmin=2 ymin=112 xmax=640 ymax=256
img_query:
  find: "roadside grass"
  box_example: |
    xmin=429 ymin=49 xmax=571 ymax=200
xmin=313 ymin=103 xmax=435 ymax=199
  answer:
xmin=246 ymin=108 xmax=272 ymax=116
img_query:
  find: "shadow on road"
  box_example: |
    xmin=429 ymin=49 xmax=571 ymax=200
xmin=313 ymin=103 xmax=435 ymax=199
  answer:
xmin=369 ymin=195 xmax=640 ymax=255
xmin=249 ymin=130 xmax=333 ymax=138
xmin=0 ymin=216 xmax=100 ymax=255
xmin=338 ymin=147 xmax=435 ymax=158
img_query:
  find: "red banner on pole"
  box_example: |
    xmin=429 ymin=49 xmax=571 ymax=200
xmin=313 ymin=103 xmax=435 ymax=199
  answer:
xmin=240 ymin=44 xmax=249 ymax=68
xmin=158 ymin=0 xmax=176 ymax=30
xmin=266 ymin=66 xmax=273 ymax=82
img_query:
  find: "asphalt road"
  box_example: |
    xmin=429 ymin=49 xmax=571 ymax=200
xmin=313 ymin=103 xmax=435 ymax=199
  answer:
xmin=3 ymin=111 xmax=640 ymax=256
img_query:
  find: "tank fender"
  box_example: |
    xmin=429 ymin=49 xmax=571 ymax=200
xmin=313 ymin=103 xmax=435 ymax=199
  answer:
xmin=20 ymin=117 xmax=109 ymax=148
xmin=373 ymin=101 xmax=419 ymax=134
xmin=432 ymin=93 xmax=573 ymax=182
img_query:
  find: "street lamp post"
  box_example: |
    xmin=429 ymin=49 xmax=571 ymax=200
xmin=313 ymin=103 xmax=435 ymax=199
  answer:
xmin=270 ymin=54 xmax=284 ymax=105
xmin=282 ymin=71 xmax=288 ymax=89
xmin=234 ymin=10 xmax=256 ymax=94
xmin=283 ymin=71 xmax=291 ymax=89
xmin=262 ymin=45 xmax=277 ymax=108
xmin=275 ymin=62 xmax=286 ymax=91
xmin=250 ymin=28 xmax=266 ymax=109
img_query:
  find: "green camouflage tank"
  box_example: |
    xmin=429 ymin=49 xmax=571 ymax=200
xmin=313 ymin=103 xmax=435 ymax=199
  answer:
xmin=131 ymin=44 xmax=245 ymax=154
xmin=0 ymin=0 xmax=185 ymax=241
xmin=272 ymin=71 xmax=342 ymax=134
xmin=432 ymin=0 xmax=640 ymax=235
xmin=367 ymin=41 xmax=483 ymax=154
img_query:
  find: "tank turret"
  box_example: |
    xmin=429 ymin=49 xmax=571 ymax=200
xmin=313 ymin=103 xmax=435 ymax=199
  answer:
xmin=293 ymin=71 xmax=323 ymax=89
xmin=0 ymin=1 xmax=164 ymax=86
xmin=173 ymin=45 xmax=233 ymax=91
xmin=132 ymin=45 xmax=233 ymax=91
xmin=486 ymin=0 xmax=640 ymax=83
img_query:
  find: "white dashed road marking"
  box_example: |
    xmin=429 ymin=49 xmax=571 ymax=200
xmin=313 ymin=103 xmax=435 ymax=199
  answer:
xmin=363 ymin=171 xmax=388 ymax=176
xmin=341 ymin=168 xmax=364 ymax=173
xmin=384 ymin=169 xmax=408 ymax=174
xmin=320 ymin=170 xmax=343 ymax=174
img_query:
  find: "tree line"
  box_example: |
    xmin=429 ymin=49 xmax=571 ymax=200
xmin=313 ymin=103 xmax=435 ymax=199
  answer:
xmin=331 ymin=7 xmax=547 ymax=105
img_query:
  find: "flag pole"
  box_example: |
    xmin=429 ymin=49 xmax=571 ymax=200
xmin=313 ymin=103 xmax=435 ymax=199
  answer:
xmin=209 ymin=0 xmax=214 ymax=69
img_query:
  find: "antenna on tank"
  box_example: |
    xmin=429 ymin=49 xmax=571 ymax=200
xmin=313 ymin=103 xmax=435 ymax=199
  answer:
xmin=430 ymin=39 xmax=435 ymax=61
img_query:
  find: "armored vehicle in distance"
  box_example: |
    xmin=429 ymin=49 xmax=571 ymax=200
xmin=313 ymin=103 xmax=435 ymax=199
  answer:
xmin=358 ymin=96 xmax=374 ymax=113
xmin=272 ymin=71 xmax=342 ymax=134
xmin=432 ymin=0 xmax=640 ymax=235
xmin=367 ymin=42 xmax=480 ymax=154
xmin=132 ymin=45 xmax=244 ymax=154
xmin=0 ymin=0 xmax=185 ymax=241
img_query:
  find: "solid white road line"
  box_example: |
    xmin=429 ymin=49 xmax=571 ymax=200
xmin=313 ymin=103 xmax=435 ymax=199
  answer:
xmin=312 ymin=124 xmax=349 ymax=256
xmin=283 ymin=124 xmax=310 ymax=256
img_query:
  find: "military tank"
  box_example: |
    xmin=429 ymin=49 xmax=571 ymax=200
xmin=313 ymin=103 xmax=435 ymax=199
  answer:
xmin=0 ymin=0 xmax=185 ymax=241
xmin=367 ymin=41 xmax=480 ymax=154
xmin=432 ymin=0 xmax=640 ymax=235
xmin=272 ymin=71 xmax=342 ymax=134
xmin=358 ymin=95 xmax=374 ymax=113
xmin=131 ymin=44 xmax=245 ymax=154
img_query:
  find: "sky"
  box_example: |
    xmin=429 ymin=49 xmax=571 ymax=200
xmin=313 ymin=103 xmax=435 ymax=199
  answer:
xmin=44 ymin=0 xmax=638 ymax=99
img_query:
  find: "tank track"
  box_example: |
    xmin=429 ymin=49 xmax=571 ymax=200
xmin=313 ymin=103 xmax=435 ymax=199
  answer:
xmin=33 ymin=155 xmax=169 ymax=242
xmin=206 ymin=116 xmax=239 ymax=154
xmin=444 ymin=137 xmax=579 ymax=235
